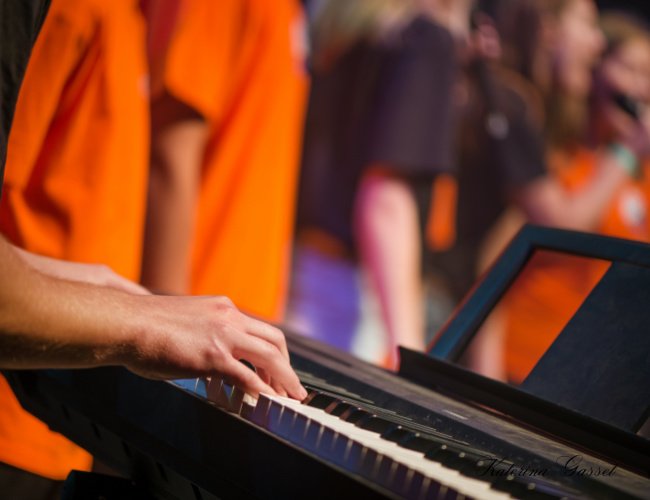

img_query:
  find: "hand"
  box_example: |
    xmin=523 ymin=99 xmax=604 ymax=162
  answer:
xmin=124 ymin=295 xmax=308 ymax=400
xmin=607 ymin=101 xmax=650 ymax=159
xmin=14 ymin=247 xmax=149 ymax=295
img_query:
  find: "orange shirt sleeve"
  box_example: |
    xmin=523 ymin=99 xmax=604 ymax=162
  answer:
xmin=161 ymin=0 xmax=234 ymax=120
xmin=4 ymin=2 xmax=95 ymax=190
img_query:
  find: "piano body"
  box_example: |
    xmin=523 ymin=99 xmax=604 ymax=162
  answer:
xmin=5 ymin=226 xmax=650 ymax=499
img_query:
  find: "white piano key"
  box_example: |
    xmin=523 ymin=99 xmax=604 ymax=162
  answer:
xmin=266 ymin=394 xmax=511 ymax=500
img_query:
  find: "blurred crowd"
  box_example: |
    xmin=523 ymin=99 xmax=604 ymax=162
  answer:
xmin=1 ymin=0 xmax=649 ymax=492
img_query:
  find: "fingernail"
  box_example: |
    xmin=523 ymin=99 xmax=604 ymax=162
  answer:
xmin=299 ymin=386 xmax=308 ymax=400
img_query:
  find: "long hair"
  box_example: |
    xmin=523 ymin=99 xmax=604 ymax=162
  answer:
xmin=310 ymin=0 xmax=421 ymax=71
xmin=491 ymin=0 xmax=594 ymax=151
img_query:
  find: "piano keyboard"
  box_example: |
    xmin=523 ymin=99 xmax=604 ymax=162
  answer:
xmin=8 ymin=363 xmax=648 ymax=499
xmin=205 ymin=377 xmax=574 ymax=499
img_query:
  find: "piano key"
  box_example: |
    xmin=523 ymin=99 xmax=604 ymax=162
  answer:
xmin=340 ymin=408 xmax=372 ymax=424
xmin=356 ymin=415 xmax=400 ymax=434
xmin=303 ymin=391 xmax=340 ymax=410
xmin=325 ymin=401 xmax=356 ymax=417
xmin=491 ymin=475 xmax=570 ymax=499
xmin=275 ymin=405 xmax=297 ymax=439
xmin=358 ymin=447 xmax=381 ymax=479
xmin=404 ymin=470 xmax=426 ymax=499
xmin=317 ymin=427 xmax=338 ymax=459
xmin=399 ymin=433 xmax=445 ymax=453
xmin=391 ymin=463 xmax=412 ymax=495
xmin=381 ymin=426 xmax=415 ymax=443
xmin=248 ymin=394 xmax=272 ymax=426
xmin=303 ymin=418 xmax=324 ymax=453
xmin=266 ymin=395 xmax=511 ymax=500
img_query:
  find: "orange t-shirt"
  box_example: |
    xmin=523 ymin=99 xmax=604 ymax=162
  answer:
xmin=161 ymin=0 xmax=307 ymax=321
xmin=503 ymin=148 xmax=650 ymax=383
xmin=0 ymin=0 xmax=149 ymax=479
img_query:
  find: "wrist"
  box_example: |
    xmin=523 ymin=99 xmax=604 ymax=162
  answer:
xmin=608 ymin=143 xmax=639 ymax=177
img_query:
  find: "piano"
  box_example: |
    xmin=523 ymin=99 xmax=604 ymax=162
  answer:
xmin=6 ymin=226 xmax=650 ymax=499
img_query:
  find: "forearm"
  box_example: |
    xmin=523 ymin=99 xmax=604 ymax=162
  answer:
xmin=11 ymin=244 xmax=149 ymax=295
xmin=0 ymin=237 xmax=306 ymax=398
xmin=354 ymin=168 xmax=425 ymax=353
xmin=141 ymin=158 xmax=197 ymax=293
xmin=141 ymin=94 xmax=207 ymax=294
xmin=0 ymin=239 xmax=134 ymax=368
xmin=520 ymin=156 xmax=628 ymax=232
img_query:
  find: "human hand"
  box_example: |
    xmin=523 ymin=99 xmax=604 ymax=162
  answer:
xmin=607 ymin=100 xmax=650 ymax=160
xmin=14 ymin=247 xmax=149 ymax=295
xmin=124 ymin=295 xmax=307 ymax=400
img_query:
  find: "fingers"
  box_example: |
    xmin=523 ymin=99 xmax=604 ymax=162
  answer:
xmin=243 ymin=316 xmax=290 ymax=360
xmin=230 ymin=333 xmax=306 ymax=401
xmin=222 ymin=357 xmax=278 ymax=398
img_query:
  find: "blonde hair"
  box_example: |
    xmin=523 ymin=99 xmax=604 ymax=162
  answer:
xmin=600 ymin=11 xmax=650 ymax=57
xmin=310 ymin=0 xmax=420 ymax=70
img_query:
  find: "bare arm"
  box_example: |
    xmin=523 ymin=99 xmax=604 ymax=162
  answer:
xmin=516 ymin=156 xmax=629 ymax=231
xmin=518 ymin=105 xmax=650 ymax=231
xmin=12 ymin=245 xmax=149 ymax=295
xmin=141 ymin=92 xmax=207 ymax=294
xmin=0 ymin=237 xmax=306 ymax=399
xmin=354 ymin=167 xmax=424 ymax=368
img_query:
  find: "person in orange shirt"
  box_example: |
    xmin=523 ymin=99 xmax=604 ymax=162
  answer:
xmin=0 ymin=0 xmax=149 ymax=492
xmin=141 ymin=0 xmax=308 ymax=323
xmin=0 ymin=1 xmax=306 ymax=496
xmin=501 ymin=12 xmax=650 ymax=383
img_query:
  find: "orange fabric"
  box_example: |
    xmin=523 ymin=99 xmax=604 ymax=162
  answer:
xmin=426 ymin=173 xmax=458 ymax=251
xmin=162 ymin=0 xmax=307 ymax=321
xmin=503 ymin=148 xmax=650 ymax=383
xmin=0 ymin=0 xmax=149 ymax=479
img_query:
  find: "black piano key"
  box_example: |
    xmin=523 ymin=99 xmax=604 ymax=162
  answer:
xmin=399 ymin=433 xmax=443 ymax=453
xmin=356 ymin=415 xmax=400 ymax=435
xmin=381 ymin=426 xmax=414 ymax=443
xmin=491 ymin=474 xmax=568 ymax=499
xmin=426 ymin=446 xmax=484 ymax=468
xmin=303 ymin=391 xmax=339 ymax=410
xmin=340 ymin=408 xmax=372 ymax=424
xmin=457 ymin=457 xmax=495 ymax=479
xmin=326 ymin=401 xmax=356 ymax=417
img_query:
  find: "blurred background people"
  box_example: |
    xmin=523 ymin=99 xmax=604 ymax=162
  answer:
xmin=0 ymin=0 xmax=149 ymax=495
xmin=287 ymin=0 xmax=458 ymax=368
xmin=141 ymin=0 xmax=308 ymax=324
xmin=417 ymin=0 xmax=650 ymax=379
xmin=500 ymin=11 xmax=650 ymax=383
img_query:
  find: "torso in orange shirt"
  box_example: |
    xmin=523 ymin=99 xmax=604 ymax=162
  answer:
xmin=161 ymin=0 xmax=307 ymax=321
xmin=0 ymin=0 xmax=149 ymax=480
xmin=503 ymin=148 xmax=650 ymax=383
